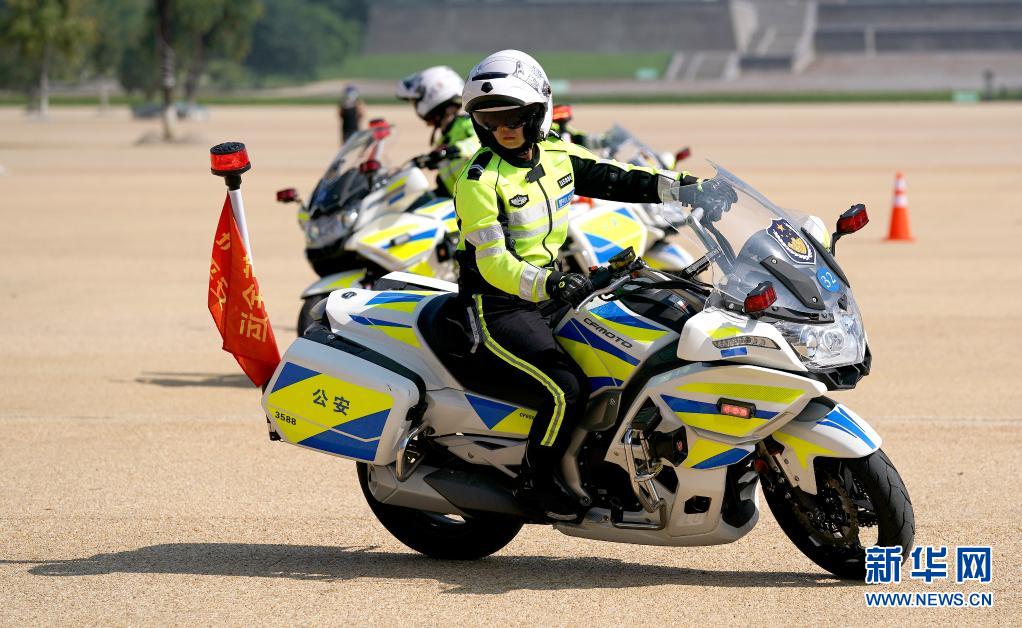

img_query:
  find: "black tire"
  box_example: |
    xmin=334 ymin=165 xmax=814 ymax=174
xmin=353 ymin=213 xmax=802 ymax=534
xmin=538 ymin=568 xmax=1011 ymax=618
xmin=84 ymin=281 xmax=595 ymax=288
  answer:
xmin=297 ymin=296 xmax=325 ymax=336
xmin=763 ymin=449 xmax=915 ymax=580
xmin=356 ymin=463 xmax=523 ymax=560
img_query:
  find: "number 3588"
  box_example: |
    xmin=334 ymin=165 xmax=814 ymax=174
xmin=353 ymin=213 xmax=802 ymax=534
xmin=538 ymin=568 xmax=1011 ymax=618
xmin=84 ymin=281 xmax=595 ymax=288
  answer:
xmin=274 ymin=410 xmax=297 ymax=426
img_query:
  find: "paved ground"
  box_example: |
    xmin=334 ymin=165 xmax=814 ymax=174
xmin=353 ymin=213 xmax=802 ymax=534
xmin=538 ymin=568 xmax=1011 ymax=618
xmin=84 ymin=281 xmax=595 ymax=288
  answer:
xmin=1 ymin=104 xmax=1020 ymax=625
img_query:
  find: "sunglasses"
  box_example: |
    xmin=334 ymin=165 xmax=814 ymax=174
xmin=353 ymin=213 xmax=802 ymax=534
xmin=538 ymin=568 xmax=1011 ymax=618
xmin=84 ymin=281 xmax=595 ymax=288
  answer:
xmin=471 ymin=105 xmax=539 ymax=132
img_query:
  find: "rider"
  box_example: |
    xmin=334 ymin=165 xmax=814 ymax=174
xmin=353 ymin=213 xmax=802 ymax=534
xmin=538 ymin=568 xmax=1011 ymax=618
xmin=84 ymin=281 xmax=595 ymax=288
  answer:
xmin=453 ymin=50 xmax=735 ymax=520
xmin=396 ymin=66 xmax=481 ymax=197
xmin=550 ymin=103 xmax=605 ymax=150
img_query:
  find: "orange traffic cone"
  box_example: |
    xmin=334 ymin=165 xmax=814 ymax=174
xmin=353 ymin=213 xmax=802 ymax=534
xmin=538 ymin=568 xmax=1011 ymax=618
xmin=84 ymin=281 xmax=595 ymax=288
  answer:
xmin=886 ymin=172 xmax=914 ymax=242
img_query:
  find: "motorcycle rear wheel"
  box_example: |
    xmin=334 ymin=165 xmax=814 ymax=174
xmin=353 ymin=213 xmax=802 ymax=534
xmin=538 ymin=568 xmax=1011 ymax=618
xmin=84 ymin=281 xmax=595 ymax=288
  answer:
xmin=763 ymin=449 xmax=915 ymax=580
xmin=357 ymin=463 xmax=523 ymax=560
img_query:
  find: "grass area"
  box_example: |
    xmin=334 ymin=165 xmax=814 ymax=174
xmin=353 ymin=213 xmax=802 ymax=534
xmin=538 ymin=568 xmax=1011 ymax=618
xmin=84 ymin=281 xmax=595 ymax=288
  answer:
xmin=0 ymin=90 xmax=978 ymax=108
xmin=318 ymin=52 xmax=673 ymax=81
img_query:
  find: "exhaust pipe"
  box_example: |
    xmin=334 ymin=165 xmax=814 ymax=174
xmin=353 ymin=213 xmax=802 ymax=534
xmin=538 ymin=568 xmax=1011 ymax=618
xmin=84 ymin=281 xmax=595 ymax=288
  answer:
xmin=424 ymin=467 xmax=525 ymax=518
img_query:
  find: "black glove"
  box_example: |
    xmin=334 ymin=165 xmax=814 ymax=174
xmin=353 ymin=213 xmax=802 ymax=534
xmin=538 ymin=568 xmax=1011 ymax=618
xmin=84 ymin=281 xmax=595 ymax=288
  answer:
xmin=677 ymin=178 xmax=738 ymax=223
xmin=547 ymin=272 xmax=593 ymax=308
xmin=414 ymin=145 xmax=459 ymax=169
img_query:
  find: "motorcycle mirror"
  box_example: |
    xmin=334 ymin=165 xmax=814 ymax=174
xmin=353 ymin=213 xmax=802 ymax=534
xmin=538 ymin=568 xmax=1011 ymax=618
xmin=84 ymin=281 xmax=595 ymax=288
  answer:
xmin=276 ymin=187 xmax=298 ymax=203
xmin=831 ymin=203 xmax=868 ymax=254
xmin=836 ymin=204 xmax=869 ymax=235
xmin=675 ymin=147 xmax=692 ymax=163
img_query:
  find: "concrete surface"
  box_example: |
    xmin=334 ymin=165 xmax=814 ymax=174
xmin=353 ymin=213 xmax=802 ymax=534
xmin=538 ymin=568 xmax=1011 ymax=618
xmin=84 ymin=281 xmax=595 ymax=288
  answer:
xmin=1 ymin=103 xmax=1020 ymax=625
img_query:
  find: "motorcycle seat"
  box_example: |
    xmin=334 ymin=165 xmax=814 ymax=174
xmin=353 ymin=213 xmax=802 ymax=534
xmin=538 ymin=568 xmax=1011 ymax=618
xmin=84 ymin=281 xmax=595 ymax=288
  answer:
xmin=417 ymin=294 xmax=555 ymax=411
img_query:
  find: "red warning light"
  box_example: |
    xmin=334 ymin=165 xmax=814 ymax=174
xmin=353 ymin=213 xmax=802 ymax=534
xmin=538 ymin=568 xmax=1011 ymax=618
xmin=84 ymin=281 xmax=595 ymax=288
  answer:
xmin=210 ymin=142 xmax=251 ymax=176
xmin=717 ymin=398 xmax=756 ymax=420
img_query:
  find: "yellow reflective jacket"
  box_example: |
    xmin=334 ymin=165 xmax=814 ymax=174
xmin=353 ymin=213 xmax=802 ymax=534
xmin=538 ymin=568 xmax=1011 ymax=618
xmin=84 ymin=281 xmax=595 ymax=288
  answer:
xmin=434 ymin=114 xmax=480 ymax=196
xmin=453 ymin=136 xmax=694 ymax=302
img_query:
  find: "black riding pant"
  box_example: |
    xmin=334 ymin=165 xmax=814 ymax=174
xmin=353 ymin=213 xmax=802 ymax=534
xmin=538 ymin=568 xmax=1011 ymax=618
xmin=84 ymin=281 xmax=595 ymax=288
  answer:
xmin=470 ymin=294 xmax=588 ymax=466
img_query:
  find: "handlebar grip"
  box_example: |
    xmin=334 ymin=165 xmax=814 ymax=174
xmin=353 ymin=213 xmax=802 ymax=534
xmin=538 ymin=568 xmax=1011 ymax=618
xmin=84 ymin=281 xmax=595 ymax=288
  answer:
xmin=589 ymin=266 xmax=613 ymax=290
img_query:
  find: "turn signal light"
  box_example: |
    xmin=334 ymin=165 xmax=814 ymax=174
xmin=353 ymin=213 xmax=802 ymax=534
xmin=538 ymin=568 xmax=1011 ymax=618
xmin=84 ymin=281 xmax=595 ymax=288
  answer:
xmin=359 ymin=159 xmax=381 ymax=174
xmin=276 ymin=187 xmax=297 ymax=203
xmin=836 ymin=204 xmax=869 ymax=235
xmin=743 ymin=281 xmax=776 ymax=315
xmin=675 ymin=147 xmax=692 ymax=163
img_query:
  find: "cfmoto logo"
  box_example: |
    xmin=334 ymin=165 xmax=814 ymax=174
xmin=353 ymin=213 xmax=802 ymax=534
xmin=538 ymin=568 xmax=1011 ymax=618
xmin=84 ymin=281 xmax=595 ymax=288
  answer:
xmin=583 ymin=317 xmax=634 ymax=349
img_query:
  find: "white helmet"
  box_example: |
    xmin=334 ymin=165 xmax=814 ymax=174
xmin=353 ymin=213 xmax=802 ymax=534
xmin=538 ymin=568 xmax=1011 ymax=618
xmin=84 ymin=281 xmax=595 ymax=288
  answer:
xmin=396 ymin=65 xmax=464 ymax=121
xmin=463 ymin=50 xmax=553 ymax=143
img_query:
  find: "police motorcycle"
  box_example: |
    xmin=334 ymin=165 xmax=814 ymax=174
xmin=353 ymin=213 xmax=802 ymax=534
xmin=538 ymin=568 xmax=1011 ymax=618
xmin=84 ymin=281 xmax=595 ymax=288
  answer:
xmin=260 ymin=162 xmax=913 ymax=579
xmin=561 ymin=124 xmax=698 ymax=275
xmin=275 ymin=119 xmax=460 ymax=332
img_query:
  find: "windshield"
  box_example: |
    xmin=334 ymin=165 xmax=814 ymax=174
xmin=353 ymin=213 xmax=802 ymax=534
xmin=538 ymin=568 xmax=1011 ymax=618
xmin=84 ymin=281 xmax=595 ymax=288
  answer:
xmin=308 ymin=127 xmax=390 ymax=216
xmin=666 ymin=162 xmax=867 ymax=369
xmin=602 ymin=124 xmax=668 ymax=169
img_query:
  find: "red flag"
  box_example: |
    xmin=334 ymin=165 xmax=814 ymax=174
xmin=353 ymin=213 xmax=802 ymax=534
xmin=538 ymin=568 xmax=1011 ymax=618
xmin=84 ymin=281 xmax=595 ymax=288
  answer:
xmin=208 ymin=194 xmax=280 ymax=387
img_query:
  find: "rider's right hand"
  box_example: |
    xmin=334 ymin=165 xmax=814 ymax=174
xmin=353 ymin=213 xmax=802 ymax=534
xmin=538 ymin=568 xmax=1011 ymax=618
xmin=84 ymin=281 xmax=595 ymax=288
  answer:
xmin=547 ymin=272 xmax=593 ymax=308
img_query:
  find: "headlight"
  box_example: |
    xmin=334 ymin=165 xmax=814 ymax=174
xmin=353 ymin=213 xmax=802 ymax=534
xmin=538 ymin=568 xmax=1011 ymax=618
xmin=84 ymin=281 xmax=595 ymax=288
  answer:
xmin=305 ymin=213 xmax=349 ymax=248
xmin=341 ymin=210 xmax=358 ymax=228
xmin=777 ymin=314 xmax=865 ymax=370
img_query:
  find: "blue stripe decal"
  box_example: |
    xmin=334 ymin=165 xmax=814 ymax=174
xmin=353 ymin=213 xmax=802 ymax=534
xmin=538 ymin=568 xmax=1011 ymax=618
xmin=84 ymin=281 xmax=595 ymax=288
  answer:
xmin=380 ymin=229 xmax=437 ymax=249
xmin=366 ymin=292 xmax=427 ymax=305
xmin=386 ymin=191 xmax=406 ymax=205
xmin=721 ymin=347 xmax=748 ymax=358
xmin=442 ymin=210 xmax=456 ymax=221
xmin=821 ymin=406 xmax=876 ymax=448
xmin=589 ymin=376 xmax=624 ymax=391
xmin=466 ymin=394 xmax=516 ymax=429
xmin=350 ymin=315 xmax=411 ymax=328
xmin=693 ymin=447 xmax=751 ymax=469
xmin=585 ymin=233 xmax=623 ymax=264
xmin=662 ymin=395 xmax=777 ymax=419
xmin=335 ymin=409 xmax=391 ymax=440
xmin=566 ymin=319 xmax=639 ymax=366
xmin=299 ymin=429 xmax=379 ymax=461
xmin=271 ymin=362 xmax=319 ymax=393
xmin=589 ymin=301 xmax=664 ymax=331
xmin=614 ymin=207 xmax=633 ymax=220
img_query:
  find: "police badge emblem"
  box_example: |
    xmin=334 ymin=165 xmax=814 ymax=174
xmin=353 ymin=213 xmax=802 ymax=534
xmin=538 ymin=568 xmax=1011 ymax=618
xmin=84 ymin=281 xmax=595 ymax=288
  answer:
xmin=767 ymin=219 xmax=816 ymax=264
xmin=509 ymin=194 xmax=529 ymax=208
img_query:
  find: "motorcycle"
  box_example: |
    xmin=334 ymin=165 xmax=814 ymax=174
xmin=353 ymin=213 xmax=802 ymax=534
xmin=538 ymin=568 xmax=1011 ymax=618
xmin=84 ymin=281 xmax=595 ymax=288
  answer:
xmin=259 ymin=162 xmax=913 ymax=579
xmin=276 ymin=120 xmax=460 ymax=332
xmin=560 ymin=125 xmax=698 ymax=274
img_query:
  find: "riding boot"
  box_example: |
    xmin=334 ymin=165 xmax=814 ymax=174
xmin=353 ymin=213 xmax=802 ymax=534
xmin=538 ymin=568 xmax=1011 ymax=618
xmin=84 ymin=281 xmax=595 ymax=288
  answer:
xmin=514 ymin=445 xmax=579 ymax=522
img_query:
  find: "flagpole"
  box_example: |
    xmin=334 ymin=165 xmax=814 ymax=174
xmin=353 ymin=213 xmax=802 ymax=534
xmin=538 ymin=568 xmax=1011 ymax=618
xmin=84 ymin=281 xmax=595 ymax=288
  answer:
xmin=210 ymin=142 xmax=254 ymax=257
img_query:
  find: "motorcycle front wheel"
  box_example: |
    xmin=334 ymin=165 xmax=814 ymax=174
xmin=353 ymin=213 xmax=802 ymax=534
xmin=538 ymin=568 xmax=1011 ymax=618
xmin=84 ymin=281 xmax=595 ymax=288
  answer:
xmin=763 ymin=449 xmax=915 ymax=580
xmin=356 ymin=463 xmax=523 ymax=560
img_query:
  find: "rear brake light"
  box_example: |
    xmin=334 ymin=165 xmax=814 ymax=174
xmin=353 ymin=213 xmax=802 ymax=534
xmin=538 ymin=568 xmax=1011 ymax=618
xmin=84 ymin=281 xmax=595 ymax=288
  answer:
xmin=675 ymin=147 xmax=691 ymax=163
xmin=276 ymin=187 xmax=297 ymax=203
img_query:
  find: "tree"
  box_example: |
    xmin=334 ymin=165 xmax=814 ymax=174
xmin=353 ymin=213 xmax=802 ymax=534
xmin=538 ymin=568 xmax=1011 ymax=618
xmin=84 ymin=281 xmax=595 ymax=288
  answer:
xmin=82 ymin=0 xmax=146 ymax=112
xmin=244 ymin=0 xmax=359 ymax=82
xmin=174 ymin=0 xmax=261 ymax=106
xmin=0 ymin=0 xmax=95 ymax=117
xmin=155 ymin=0 xmax=175 ymax=139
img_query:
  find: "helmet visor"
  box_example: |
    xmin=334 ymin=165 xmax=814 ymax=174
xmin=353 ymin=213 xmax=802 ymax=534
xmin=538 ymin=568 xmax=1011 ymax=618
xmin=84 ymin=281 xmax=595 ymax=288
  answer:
xmin=471 ymin=104 xmax=542 ymax=132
